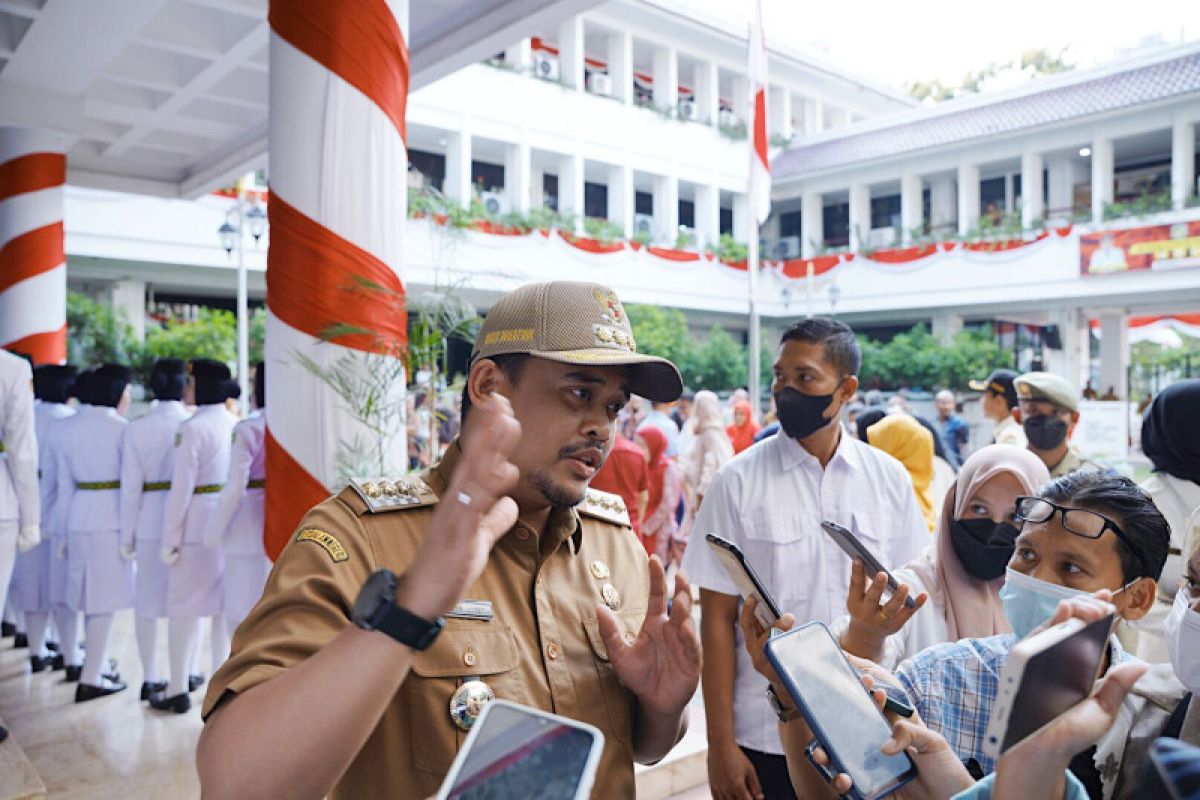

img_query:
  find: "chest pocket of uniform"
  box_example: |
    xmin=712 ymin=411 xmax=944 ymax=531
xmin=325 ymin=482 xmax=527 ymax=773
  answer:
xmin=747 ymin=509 xmax=819 ymax=608
xmin=581 ymin=611 xmax=643 ymax=745
xmin=406 ymin=624 xmax=522 ymax=774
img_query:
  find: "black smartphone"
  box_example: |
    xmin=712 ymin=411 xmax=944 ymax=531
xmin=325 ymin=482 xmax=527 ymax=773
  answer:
xmin=821 ymin=520 xmax=917 ymax=610
xmin=705 ymin=533 xmax=782 ymax=629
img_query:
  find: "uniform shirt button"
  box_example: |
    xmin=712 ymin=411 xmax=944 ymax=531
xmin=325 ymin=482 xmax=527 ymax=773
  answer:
xmin=515 ymin=528 xmax=530 ymax=540
xmin=546 ymin=643 xmax=560 ymax=660
xmin=463 ymin=650 xmax=478 ymax=667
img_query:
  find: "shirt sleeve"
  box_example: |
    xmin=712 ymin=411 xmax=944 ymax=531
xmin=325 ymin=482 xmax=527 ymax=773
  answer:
xmin=3 ymin=361 xmax=39 ymax=528
xmin=204 ymin=423 xmax=252 ymax=545
xmin=201 ymin=497 xmax=376 ymax=720
xmin=890 ymin=468 xmax=931 ymax=571
xmin=951 ymin=770 xmax=1089 ymax=800
xmin=119 ymin=428 xmax=143 ymax=548
xmin=54 ymin=429 xmax=74 ymax=535
xmin=679 ymin=469 xmax=739 ymax=595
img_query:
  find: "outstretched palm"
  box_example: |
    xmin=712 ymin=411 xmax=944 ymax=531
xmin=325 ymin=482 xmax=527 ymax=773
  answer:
xmin=597 ymin=556 xmax=701 ymax=716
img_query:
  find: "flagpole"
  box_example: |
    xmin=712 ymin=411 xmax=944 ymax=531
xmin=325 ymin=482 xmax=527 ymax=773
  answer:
xmin=748 ymin=194 xmax=761 ymax=419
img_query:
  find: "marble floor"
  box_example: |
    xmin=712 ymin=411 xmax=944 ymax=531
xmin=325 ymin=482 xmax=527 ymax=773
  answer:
xmin=0 ymin=612 xmax=209 ymax=799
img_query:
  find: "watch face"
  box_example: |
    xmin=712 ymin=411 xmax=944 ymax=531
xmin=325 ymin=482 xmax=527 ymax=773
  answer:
xmin=353 ymin=569 xmax=396 ymax=629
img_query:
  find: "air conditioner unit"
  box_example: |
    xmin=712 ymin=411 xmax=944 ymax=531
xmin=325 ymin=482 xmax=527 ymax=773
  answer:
xmin=718 ymin=108 xmax=738 ymax=128
xmin=677 ymin=98 xmax=697 ymax=121
xmin=481 ymin=190 xmax=509 ymax=217
xmin=633 ymin=213 xmax=655 ymax=237
xmin=586 ymin=71 xmax=612 ymax=96
xmin=775 ymin=236 xmax=801 ymax=259
xmin=533 ymin=52 xmax=560 ymax=81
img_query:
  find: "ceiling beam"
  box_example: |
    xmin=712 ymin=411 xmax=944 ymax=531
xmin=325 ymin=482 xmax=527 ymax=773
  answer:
xmin=179 ymin=121 xmax=266 ymax=199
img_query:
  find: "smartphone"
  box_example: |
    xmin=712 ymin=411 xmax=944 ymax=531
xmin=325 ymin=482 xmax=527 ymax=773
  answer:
xmin=765 ymin=622 xmax=917 ymax=800
xmin=705 ymin=533 xmax=782 ymax=629
xmin=821 ymin=520 xmax=917 ymax=610
xmin=437 ymin=699 xmax=605 ymax=800
xmin=983 ymin=612 xmax=1114 ymax=759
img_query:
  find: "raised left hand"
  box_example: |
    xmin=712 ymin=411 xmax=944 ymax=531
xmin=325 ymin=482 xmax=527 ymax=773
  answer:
xmin=597 ymin=555 xmax=701 ymax=717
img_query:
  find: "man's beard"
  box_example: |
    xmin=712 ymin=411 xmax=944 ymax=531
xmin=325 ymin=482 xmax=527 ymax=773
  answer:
xmin=532 ymin=469 xmax=587 ymax=508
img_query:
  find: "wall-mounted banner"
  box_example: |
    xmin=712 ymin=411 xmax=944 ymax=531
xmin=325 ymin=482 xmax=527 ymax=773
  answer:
xmin=1081 ymin=220 xmax=1200 ymax=276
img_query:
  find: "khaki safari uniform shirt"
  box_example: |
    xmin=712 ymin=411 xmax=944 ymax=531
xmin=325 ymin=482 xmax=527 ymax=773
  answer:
xmin=1048 ymin=444 xmax=1103 ymax=478
xmin=202 ymin=443 xmax=651 ymax=799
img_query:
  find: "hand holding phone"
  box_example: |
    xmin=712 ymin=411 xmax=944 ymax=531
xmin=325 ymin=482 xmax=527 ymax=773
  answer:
xmin=821 ymin=521 xmax=918 ymax=611
xmin=706 ymin=533 xmax=782 ymax=629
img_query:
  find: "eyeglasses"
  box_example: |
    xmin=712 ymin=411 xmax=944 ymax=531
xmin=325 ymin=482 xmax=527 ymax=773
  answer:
xmin=1014 ymin=496 xmax=1144 ymax=570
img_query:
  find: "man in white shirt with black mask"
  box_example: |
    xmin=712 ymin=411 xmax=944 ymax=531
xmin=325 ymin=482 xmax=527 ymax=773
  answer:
xmin=681 ymin=317 xmax=928 ymax=800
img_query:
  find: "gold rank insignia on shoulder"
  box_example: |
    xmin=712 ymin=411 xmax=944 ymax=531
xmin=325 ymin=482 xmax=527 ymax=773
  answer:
xmin=296 ymin=529 xmax=349 ymax=562
xmin=347 ymin=475 xmax=439 ymax=513
xmin=578 ymin=488 xmax=632 ymax=527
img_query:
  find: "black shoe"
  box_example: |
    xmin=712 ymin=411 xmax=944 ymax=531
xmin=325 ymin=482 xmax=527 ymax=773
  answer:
xmin=0 ymin=724 xmax=7 ymax=744
xmin=189 ymin=673 xmax=206 ymax=692
xmin=13 ymin=632 xmax=28 ymax=648
xmin=75 ymin=677 xmax=127 ymax=703
xmin=46 ymin=640 xmax=60 ymax=653
xmin=1 ymin=621 xmax=14 ymax=638
xmin=49 ymin=653 xmax=65 ymax=671
xmin=140 ymin=681 xmax=168 ymax=701
xmin=30 ymin=655 xmax=49 ymax=673
xmin=149 ymin=692 xmax=191 ymax=714
xmin=64 ymin=665 xmax=82 ymax=682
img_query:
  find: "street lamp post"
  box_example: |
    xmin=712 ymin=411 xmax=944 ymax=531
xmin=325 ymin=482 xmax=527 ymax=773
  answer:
xmin=218 ymin=193 xmax=267 ymax=412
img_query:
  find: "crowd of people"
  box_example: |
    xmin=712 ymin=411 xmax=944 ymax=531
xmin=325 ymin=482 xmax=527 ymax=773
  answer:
xmin=1 ymin=278 xmax=1198 ymax=800
xmin=0 ymin=350 xmax=271 ymax=737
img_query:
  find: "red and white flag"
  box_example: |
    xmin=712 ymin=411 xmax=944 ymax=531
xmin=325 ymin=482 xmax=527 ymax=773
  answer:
xmin=748 ymin=0 xmax=770 ymax=225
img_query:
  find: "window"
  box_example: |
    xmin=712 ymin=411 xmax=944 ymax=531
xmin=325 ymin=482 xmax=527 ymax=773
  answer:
xmin=779 ymin=210 xmax=802 ymax=238
xmin=679 ymin=199 xmax=695 ymax=229
xmin=635 ymin=191 xmax=653 ymax=215
xmin=584 ymin=182 xmax=608 ymax=219
xmin=870 ymin=195 xmax=900 ymax=229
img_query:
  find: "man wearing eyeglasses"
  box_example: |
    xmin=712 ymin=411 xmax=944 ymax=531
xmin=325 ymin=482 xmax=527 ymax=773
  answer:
xmin=1013 ymin=372 xmax=1102 ymax=478
xmin=869 ymin=470 xmax=1173 ymax=798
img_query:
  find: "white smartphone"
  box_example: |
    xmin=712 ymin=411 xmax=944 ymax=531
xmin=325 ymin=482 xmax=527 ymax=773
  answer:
xmin=765 ymin=622 xmax=917 ymax=800
xmin=437 ymin=700 xmax=605 ymax=800
xmin=983 ymin=612 xmax=1114 ymax=759
xmin=820 ymin=520 xmax=916 ymax=610
xmin=705 ymin=533 xmax=782 ymax=629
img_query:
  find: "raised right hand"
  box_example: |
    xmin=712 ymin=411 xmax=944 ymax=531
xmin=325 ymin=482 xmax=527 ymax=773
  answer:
xmin=708 ymin=741 xmax=764 ymax=800
xmin=395 ymin=392 xmax=520 ymax=621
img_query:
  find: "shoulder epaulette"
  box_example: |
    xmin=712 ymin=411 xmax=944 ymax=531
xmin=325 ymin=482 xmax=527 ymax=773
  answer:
xmin=578 ymin=488 xmax=632 ymax=527
xmin=348 ymin=476 xmax=439 ymax=513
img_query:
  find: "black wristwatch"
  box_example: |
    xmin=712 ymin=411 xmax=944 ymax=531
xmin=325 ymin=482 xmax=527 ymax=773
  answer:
xmin=352 ymin=569 xmax=444 ymax=651
xmin=766 ymin=683 xmax=801 ymax=723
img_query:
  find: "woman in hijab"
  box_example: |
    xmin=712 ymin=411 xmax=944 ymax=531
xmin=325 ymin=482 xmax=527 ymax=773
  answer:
xmin=830 ymin=444 xmax=1051 ymax=668
xmin=1133 ymin=379 xmax=1200 ymax=662
xmin=866 ymin=413 xmax=938 ymax=532
xmin=636 ymin=426 xmax=685 ymax=566
xmin=726 ymin=399 xmax=760 ymax=455
xmin=679 ymin=391 xmax=734 ymax=562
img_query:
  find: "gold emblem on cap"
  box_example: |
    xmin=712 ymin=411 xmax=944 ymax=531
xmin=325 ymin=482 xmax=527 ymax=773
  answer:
xmin=590 ymin=560 xmax=610 ymax=580
xmin=450 ymin=680 xmax=495 ymax=731
xmin=601 ymin=583 xmax=621 ymax=610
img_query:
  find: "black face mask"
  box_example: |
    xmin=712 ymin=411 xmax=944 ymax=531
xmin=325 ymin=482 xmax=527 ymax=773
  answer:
xmin=1023 ymin=414 xmax=1069 ymax=450
xmin=950 ymin=518 xmax=1019 ymax=581
xmin=774 ymin=386 xmax=839 ymax=441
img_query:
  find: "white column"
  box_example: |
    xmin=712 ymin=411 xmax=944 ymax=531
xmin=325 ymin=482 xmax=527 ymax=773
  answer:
xmin=848 ymin=183 xmax=870 ymax=252
xmin=653 ymin=174 xmax=679 ymax=242
xmin=1172 ymin=119 xmax=1196 ymax=211
xmin=558 ymin=151 xmax=584 ymax=224
xmin=531 ymin=164 xmax=546 ymax=209
xmin=557 ymin=16 xmax=584 ymax=90
xmin=732 ymin=193 xmax=749 ymax=242
xmin=957 ymin=163 xmax=980 ymax=235
xmin=652 ymin=45 xmax=678 ymax=111
xmin=504 ymin=38 xmax=532 ymax=73
xmin=1042 ymin=309 xmax=1089 ymax=390
xmin=931 ymin=313 xmax=963 ymax=345
xmin=607 ymin=30 xmax=633 ymax=105
xmin=607 ymin=163 xmax=632 ymax=237
xmin=900 ymin=173 xmax=923 ymax=243
xmin=801 ymin=191 xmax=823 ymax=257
xmin=929 ymin=175 xmax=956 ymax=231
xmin=696 ymin=61 xmax=719 ymax=125
xmin=1021 ymin=151 xmax=1044 ymax=228
xmin=1097 ymin=311 xmax=1129 ymax=400
xmin=444 ymin=129 xmax=472 ymax=204
xmin=1091 ymin=137 xmax=1114 ymax=223
xmin=505 ymin=139 xmax=531 ymax=213
xmin=731 ymin=76 xmax=749 ymax=125
xmin=769 ymin=86 xmax=792 ymax=143
xmin=696 ymin=184 xmax=720 ymax=248
xmin=811 ymin=98 xmax=825 ymax=133
xmin=1046 ymin=155 xmax=1075 ymax=219
xmin=110 ymin=279 xmax=146 ymax=342
xmin=1003 ymin=173 xmax=1014 ymax=214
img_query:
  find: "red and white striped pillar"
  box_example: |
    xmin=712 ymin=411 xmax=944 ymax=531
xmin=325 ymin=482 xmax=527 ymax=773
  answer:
xmin=263 ymin=0 xmax=410 ymax=559
xmin=0 ymin=127 xmax=67 ymax=364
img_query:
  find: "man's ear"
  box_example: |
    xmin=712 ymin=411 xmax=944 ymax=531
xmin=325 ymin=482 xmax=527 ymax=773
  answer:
xmin=840 ymin=375 xmax=860 ymax=403
xmin=1119 ymin=576 xmax=1158 ymax=622
xmin=1012 ymin=407 xmax=1024 ymax=425
xmin=466 ymin=359 xmax=511 ymax=409
xmin=1068 ymin=410 xmax=1081 ymax=434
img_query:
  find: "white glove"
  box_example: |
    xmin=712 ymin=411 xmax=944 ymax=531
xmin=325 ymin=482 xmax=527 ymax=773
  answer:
xmin=120 ymin=542 xmax=136 ymax=561
xmin=161 ymin=545 xmax=180 ymax=566
xmin=17 ymin=524 xmax=41 ymax=553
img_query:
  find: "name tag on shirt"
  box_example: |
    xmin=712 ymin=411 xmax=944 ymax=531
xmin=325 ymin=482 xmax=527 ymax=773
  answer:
xmin=447 ymin=600 xmax=493 ymax=621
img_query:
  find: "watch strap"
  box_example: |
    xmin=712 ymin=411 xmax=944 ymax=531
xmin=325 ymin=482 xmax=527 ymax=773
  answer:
xmin=371 ymin=601 xmax=444 ymax=651
xmin=766 ymin=683 xmax=802 ymax=723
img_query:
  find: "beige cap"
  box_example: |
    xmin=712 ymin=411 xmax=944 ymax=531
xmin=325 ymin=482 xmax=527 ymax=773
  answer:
xmin=471 ymin=281 xmax=684 ymax=402
xmin=1014 ymin=371 xmax=1080 ymax=412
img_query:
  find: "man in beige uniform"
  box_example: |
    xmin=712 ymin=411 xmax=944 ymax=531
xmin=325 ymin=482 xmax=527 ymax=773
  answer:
xmin=1014 ymin=371 xmax=1102 ymax=478
xmin=198 ymin=282 xmax=701 ymax=799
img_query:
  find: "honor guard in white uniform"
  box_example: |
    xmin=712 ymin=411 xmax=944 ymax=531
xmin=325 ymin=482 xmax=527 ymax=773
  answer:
xmin=55 ymin=363 xmax=134 ymax=702
xmin=203 ymin=362 xmax=269 ymax=640
xmin=50 ymin=368 xmax=90 ymax=678
xmin=1 ymin=350 xmax=40 ymax=624
xmin=119 ymin=358 xmax=190 ymax=700
xmin=154 ymin=359 xmax=239 ymax=713
xmin=16 ymin=365 xmax=76 ymax=673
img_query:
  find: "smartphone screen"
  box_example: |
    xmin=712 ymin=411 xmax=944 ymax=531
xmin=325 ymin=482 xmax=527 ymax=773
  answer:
xmin=766 ymin=623 xmax=914 ymax=799
xmin=445 ymin=703 xmax=598 ymax=799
